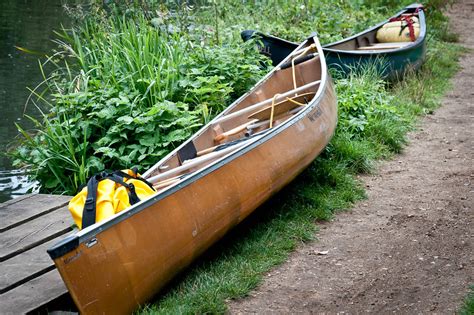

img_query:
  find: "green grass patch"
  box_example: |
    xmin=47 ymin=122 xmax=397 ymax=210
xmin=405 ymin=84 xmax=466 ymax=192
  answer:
xmin=141 ymin=156 xmax=365 ymax=314
xmin=11 ymin=12 xmax=269 ymax=194
xmin=458 ymin=285 xmax=474 ymax=315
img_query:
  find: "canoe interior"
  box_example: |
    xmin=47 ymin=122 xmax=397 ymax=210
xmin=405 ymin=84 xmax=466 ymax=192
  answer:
xmin=144 ymin=43 xmax=323 ymax=186
xmin=323 ymin=4 xmax=426 ymax=80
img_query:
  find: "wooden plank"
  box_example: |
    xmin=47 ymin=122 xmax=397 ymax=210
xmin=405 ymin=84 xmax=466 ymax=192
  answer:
xmin=0 ymin=269 xmax=68 ymax=314
xmin=0 ymin=206 xmax=73 ymax=262
xmin=0 ymin=194 xmax=33 ymax=207
xmin=0 ymin=194 xmax=70 ymax=232
xmin=0 ymin=235 xmax=72 ymax=294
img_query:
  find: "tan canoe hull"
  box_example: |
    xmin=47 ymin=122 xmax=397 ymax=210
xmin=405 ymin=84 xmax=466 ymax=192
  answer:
xmin=51 ymin=79 xmax=337 ymax=314
xmin=48 ymin=34 xmax=337 ymax=313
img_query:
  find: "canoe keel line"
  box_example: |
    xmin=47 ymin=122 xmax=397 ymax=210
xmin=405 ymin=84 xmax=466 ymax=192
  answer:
xmin=47 ymin=34 xmax=337 ymax=314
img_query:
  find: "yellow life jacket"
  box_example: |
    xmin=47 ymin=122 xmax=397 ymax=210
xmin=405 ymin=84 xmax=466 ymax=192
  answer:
xmin=69 ymin=169 xmax=155 ymax=229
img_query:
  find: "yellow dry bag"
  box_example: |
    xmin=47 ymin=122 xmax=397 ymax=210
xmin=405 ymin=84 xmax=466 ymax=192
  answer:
xmin=69 ymin=168 xmax=155 ymax=229
xmin=376 ymin=16 xmax=419 ymax=43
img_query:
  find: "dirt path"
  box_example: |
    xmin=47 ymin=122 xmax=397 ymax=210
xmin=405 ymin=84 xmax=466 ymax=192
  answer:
xmin=229 ymin=1 xmax=474 ymax=314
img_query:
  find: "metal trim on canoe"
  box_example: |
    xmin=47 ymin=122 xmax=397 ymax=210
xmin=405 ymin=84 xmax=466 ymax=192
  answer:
xmin=47 ymin=34 xmax=330 ymax=259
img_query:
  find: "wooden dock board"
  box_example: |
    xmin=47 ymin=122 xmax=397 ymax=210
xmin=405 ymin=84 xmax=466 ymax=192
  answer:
xmin=0 ymin=194 xmax=75 ymax=314
xmin=0 ymin=269 xmax=67 ymax=314
xmin=0 ymin=207 xmax=72 ymax=261
xmin=0 ymin=194 xmax=70 ymax=232
xmin=0 ymin=237 xmax=72 ymax=294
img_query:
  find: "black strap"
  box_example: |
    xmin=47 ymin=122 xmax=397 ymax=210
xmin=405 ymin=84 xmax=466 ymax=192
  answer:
xmin=112 ymin=168 xmax=155 ymax=191
xmin=81 ymin=174 xmax=102 ymax=229
xmin=106 ymin=173 xmax=141 ymax=206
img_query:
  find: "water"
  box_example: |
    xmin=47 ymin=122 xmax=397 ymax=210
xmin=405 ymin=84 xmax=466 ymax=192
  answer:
xmin=0 ymin=0 xmax=71 ymax=202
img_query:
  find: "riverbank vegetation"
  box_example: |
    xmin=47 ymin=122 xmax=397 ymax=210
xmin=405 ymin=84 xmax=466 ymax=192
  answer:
xmin=12 ymin=0 xmax=462 ymax=313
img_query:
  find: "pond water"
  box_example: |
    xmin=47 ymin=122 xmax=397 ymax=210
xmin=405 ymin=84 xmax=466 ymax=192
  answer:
xmin=0 ymin=0 xmax=72 ymax=203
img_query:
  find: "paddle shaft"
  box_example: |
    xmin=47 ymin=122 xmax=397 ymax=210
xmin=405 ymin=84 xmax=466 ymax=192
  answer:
xmin=147 ymin=134 xmax=264 ymax=184
xmin=214 ymin=119 xmax=258 ymax=143
xmin=213 ymin=80 xmax=320 ymax=124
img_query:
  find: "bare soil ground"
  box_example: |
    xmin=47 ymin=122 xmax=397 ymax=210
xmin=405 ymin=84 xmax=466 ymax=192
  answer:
xmin=229 ymin=1 xmax=474 ymax=313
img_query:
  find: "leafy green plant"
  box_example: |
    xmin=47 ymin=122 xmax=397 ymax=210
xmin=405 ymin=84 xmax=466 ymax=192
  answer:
xmin=336 ymin=65 xmax=406 ymax=143
xmin=12 ymin=11 xmax=268 ymax=193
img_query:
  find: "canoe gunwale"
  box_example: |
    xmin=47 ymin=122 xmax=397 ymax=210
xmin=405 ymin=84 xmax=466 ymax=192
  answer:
xmin=47 ymin=35 xmax=330 ymax=259
xmin=323 ymin=4 xmax=426 ymax=55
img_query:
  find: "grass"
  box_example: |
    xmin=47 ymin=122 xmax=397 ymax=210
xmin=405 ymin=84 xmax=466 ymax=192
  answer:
xmin=141 ymin=157 xmax=365 ymax=314
xmin=458 ymin=285 xmax=474 ymax=315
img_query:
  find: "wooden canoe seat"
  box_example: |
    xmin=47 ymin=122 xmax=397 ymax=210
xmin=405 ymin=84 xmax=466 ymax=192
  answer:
xmin=357 ymin=42 xmax=412 ymax=51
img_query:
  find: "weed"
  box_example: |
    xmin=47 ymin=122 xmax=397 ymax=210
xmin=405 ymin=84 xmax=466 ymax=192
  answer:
xmin=458 ymin=285 xmax=474 ymax=315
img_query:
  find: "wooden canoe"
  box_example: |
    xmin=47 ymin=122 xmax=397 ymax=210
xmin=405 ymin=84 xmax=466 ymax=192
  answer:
xmin=241 ymin=3 xmax=426 ymax=80
xmin=47 ymin=34 xmax=337 ymax=314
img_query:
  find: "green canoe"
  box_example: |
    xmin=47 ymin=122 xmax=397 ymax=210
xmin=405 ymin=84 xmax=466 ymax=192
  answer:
xmin=241 ymin=3 xmax=426 ymax=80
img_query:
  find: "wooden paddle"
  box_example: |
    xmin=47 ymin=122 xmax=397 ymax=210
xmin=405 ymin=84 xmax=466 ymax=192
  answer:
xmin=214 ymin=119 xmax=259 ymax=143
xmin=198 ymin=106 xmax=305 ymax=157
xmin=213 ymin=80 xmax=320 ymax=124
xmin=147 ymin=134 xmax=265 ymax=184
xmin=357 ymin=42 xmax=411 ymax=50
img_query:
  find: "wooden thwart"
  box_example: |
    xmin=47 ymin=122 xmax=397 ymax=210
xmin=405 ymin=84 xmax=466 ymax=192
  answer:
xmin=213 ymin=80 xmax=321 ymax=124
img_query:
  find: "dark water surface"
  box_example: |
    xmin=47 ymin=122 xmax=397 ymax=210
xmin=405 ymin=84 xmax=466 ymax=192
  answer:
xmin=0 ymin=0 xmax=71 ymax=202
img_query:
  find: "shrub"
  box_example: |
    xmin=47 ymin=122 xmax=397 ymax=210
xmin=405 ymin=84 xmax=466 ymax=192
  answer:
xmin=12 ymin=12 xmax=268 ymax=194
